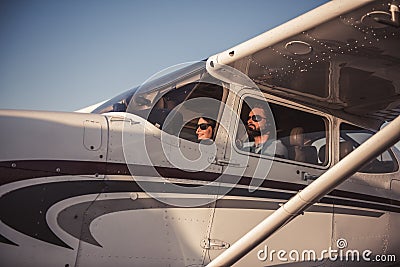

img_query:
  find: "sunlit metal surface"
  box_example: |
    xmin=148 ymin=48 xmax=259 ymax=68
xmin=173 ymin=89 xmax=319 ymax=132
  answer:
xmin=230 ymin=0 xmax=400 ymax=123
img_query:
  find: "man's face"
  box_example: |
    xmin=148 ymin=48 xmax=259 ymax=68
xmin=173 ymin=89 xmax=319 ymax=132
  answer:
xmin=247 ymin=108 xmax=268 ymax=136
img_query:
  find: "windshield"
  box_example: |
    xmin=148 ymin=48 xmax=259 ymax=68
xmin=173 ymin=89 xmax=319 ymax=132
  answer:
xmin=90 ymin=61 xmax=226 ymax=141
xmin=91 ymin=87 xmax=138 ymax=114
xmin=91 ymin=61 xmax=205 ymax=115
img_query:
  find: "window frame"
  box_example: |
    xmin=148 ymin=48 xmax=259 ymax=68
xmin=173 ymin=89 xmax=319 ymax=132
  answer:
xmin=339 ymin=121 xmax=399 ymax=174
xmin=232 ymin=92 xmax=331 ymax=169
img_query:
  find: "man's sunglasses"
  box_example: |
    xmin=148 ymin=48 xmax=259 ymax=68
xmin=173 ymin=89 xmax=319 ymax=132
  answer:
xmin=248 ymin=115 xmax=266 ymax=122
xmin=197 ymin=123 xmax=210 ymax=130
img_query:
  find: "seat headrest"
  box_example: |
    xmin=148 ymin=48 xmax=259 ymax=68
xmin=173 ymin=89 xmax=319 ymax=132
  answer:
xmin=290 ymin=127 xmax=304 ymax=146
xmin=339 ymin=141 xmax=353 ymax=160
xmin=318 ymin=144 xmax=326 ymax=164
xmin=154 ymin=98 xmax=166 ymax=109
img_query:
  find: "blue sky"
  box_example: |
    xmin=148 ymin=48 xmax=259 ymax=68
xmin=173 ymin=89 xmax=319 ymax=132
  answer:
xmin=0 ymin=0 xmax=329 ymax=111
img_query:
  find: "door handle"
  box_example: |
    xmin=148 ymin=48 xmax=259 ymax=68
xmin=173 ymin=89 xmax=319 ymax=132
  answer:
xmin=302 ymin=172 xmax=319 ymax=181
xmin=109 ymin=116 xmax=140 ymax=125
xmin=216 ymin=159 xmax=247 ymax=168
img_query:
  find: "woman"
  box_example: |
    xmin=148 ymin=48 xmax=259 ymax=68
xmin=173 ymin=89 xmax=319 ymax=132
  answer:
xmin=196 ymin=117 xmax=216 ymax=142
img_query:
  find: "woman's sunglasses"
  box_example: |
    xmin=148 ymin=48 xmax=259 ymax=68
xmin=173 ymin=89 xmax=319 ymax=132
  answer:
xmin=248 ymin=115 xmax=266 ymax=122
xmin=197 ymin=123 xmax=210 ymax=130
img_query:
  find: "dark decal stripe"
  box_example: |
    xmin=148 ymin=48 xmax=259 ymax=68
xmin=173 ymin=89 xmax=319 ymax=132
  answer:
xmin=0 ymin=160 xmax=106 ymax=185
xmin=107 ymin=163 xmax=400 ymax=208
xmin=0 ymin=179 xmax=296 ymax=249
xmin=1 ymin=160 xmax=399 ymax=248
xmin=320 ymin=196 xmax=400 ymax=213
xmin=1 ymin=160 xmax=399 ymax=208
xmin=328 ymin=190 xmax=397 ymax=206
xmin=0 ymin=177 xmax=393 ymax=249
xmin=0 ymin=234 xmax=18 ymax=246
xmin=0 ymin=180 xmax=113 ymax=249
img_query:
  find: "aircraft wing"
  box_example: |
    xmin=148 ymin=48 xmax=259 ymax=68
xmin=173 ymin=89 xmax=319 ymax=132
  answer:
xmin=207 ymin=0 xmax=400 ymax=124
xmin=205 ymin=2 xmax=400 ymax=265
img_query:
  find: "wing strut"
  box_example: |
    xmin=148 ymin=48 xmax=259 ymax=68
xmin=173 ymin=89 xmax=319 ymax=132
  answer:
xmin=206 ymin=115 xmax=400 ymax=267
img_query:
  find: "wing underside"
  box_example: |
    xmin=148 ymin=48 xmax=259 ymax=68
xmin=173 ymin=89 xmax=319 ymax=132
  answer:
xmin=208 ymin=0 xmax=400 ymax=124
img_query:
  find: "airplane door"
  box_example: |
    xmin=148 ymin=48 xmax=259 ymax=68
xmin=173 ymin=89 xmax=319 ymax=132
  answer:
xmin=74 ymin=79 xmax=228 ymax=266
xmin=206 ymin=90 xmax=334 ymax=266
xmin=330 ymin=122 xmax=400 ymax=263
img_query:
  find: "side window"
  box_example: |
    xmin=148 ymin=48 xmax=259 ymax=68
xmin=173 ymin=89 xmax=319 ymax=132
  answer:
xmin=130 ymin=81 xmax=224 ymax=141
xmin=340 ymin=123 xmax=398 ymax=173
xmin=236 ymin=97 xmax=328 ymax=166
xmin=177 ymin=82 xmax=224 ymax=142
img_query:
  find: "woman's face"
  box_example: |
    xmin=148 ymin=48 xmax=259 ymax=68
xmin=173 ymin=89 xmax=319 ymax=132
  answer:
xmin=196 ymin=117 xmax=213 ymax=140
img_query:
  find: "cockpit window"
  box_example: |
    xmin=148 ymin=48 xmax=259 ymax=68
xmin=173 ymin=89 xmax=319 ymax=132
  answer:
xmin=91 ymin=61 xmax=225 ymax=141
xmin=340 ymin=123 xmax=398 ymax=173
xmin=236 ymin=96 xmax=328 ymax=165
xmin=128 ymin=81 xmax=224 ymax=140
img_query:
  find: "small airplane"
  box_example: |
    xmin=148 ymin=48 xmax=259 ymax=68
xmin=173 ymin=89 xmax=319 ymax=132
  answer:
xmin=1 ymin=0 xmax=400 ymax=266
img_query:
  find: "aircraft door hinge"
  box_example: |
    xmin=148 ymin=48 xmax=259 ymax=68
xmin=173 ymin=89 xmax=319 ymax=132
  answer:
xmin=201 ymin=238 xmax=230 ymax=250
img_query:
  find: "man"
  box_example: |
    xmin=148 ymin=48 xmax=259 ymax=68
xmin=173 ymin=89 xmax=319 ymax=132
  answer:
xmin=243 ymin=104 xmax=288 ymax=159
